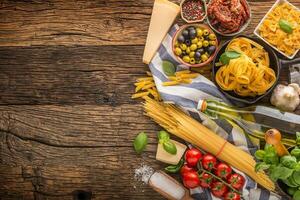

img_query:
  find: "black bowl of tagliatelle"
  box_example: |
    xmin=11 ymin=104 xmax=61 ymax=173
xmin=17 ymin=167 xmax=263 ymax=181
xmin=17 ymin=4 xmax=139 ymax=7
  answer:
xmin=212 ymin=35 xmax=300 ymax=104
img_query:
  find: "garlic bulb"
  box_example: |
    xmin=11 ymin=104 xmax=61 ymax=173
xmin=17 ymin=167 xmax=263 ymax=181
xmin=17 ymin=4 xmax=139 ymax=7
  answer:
xmin=270 ymin=83 xmax=300 ymax=112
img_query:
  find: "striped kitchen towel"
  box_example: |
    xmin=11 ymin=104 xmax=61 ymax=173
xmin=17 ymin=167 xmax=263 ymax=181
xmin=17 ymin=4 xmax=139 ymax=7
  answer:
xmin=149 ymin=24 xmax=284 ymax=200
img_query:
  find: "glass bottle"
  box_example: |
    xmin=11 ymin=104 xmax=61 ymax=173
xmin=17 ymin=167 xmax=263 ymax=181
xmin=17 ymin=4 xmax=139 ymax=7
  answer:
xmin=197 ymin=99 xmax=300 ymax=146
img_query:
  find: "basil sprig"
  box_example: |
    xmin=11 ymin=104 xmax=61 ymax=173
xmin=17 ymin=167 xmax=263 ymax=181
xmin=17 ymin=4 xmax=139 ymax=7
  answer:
xmin=158 ymin=130 xmax=177 ymax=155
xmin=133 ymin=132 xmax=148 ymax=154
xmin=162 ymin=60 xmax=176 ymax=76
xmin=219 ymin=51 xmax=241 ymax=65
xmin=165 ymin=159 xmax=184 ymax=173
xmin=279 ymin=19 xmax=293 ymax=34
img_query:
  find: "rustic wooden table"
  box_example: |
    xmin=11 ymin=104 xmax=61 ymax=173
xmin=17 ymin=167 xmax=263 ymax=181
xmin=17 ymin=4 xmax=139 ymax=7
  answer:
xmin=0 ymin=0 xmax=299 ymax=199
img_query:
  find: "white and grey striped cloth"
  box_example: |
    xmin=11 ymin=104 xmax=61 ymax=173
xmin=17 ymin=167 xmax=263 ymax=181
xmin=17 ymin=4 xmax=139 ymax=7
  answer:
xmin=149 ymin=25 xmax=287 ymax=200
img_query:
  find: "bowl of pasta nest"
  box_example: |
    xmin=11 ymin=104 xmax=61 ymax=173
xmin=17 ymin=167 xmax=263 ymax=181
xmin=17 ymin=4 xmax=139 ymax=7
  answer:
xmin=212 ymin=35 xmax=300 ymax=104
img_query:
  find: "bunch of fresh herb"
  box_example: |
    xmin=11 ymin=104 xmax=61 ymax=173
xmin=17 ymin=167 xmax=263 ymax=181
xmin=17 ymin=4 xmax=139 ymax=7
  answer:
xmin=255 ymin=132 xmax=300 ymax=199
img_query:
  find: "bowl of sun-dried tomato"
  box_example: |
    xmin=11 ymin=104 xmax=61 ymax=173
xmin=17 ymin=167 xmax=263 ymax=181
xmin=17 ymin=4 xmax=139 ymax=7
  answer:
xmin=207 ymin=0 xmax=251 ymax=36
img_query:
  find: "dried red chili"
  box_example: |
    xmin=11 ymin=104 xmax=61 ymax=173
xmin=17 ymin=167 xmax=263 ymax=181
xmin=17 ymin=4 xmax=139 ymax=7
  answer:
xmin=182 ymin=0 xmax=205 ymax=21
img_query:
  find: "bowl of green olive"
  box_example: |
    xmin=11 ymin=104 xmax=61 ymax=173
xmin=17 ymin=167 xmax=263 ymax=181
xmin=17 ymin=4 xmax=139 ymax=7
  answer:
xmin=172 ymin=24 xmax=218 ymax=67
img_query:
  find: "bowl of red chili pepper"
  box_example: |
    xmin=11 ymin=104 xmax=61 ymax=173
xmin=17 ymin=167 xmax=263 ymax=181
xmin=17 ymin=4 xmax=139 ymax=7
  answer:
xmin=172 ymin=24 xmax=218 ymax=67
xmin=180 ymin=0 xmax=207 ymax=23
xmin=207 ymin=0 xmax=251 ymax=36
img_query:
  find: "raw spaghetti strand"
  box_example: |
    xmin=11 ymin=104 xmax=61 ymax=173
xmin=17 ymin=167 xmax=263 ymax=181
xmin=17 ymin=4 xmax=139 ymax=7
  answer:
xmin=215 ymin=37 xmax=276 ymax=97
xmin=143 ymin=98 xmax=275 ymax=191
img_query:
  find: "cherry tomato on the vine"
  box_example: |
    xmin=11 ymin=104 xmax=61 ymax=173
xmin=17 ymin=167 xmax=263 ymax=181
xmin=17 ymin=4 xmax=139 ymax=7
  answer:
xmin=199 ymin=172 xmax=213 ymax=188
xmin=211 ymin=181 xmax=228 ymax=197
xmin=185 ymin=148 xmax=202 ymax=167
xmin=201 ymin=154 xmax=217 ymax=171
xmin=224 ymin=191 xmax=241 ymax=200
xmin=182 ymin=170 xmax=200 ymax=189
xmin=227 ymin=173 xmax=245 ymax=190
xmin=216 ymin=163 xmax=232 ymax=179
xmin=180 ymin=164 xmax=194 ymax=176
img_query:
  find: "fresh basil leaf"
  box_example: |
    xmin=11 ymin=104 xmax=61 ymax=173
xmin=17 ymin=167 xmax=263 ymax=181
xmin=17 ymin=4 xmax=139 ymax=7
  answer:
xmin=163 ymin=140 xmax=177 ymax=155
xmin=279 ymin=19 xmax=293 ymax=34
xmin=291 ymin=149 xmax=300 ymax=158
xmin=162 ymin=60 xmax=176 ymax=76
xmin=283 ymin=177 xmax=299 ymax=188
xmin=293 ymin=190 xmax=300 ymax=200
xmin=281 ymin=155 xmax=298 ymax=169
xmin=292 ymin=170 xmax=300 ymax=185
xmin=165 ymin=159 xmax=184 ymax=173
xmin=255 ymin=150 xmax=266 ymax=160
xmin=219 ymin=51 xmax=241 ymax=65
xmin=133 ymin=132 xmax=148 ymax=154
xmin=287 ymin=187 xmax=298 ymax=196
xmin=255 ymin=162 xmax=270 ymax=172
xmin=271 ymin=166 xmax=293 ymax=181
xmin=158 ymin=130 xmax=170 ymax=144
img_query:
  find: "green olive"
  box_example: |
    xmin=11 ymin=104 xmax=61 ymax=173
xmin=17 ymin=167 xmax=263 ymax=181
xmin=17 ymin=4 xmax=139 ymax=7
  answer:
xmin=183 ymin=55 xmax=190 ymax=63
xmin=175 ymin=40 xmax=179 ymax=47
xmin=190 ymin=58 xmax=196 ymax=64
xmin=196 ymin=28 xmax=203 ymax=37
xmin=209 ymin=41 xmax=216 ymax=46
xmin=191 ymin=37 xmax=198 ymax=44
xmin=180 ymin=43 xmax=187 ymax=50
xmin=197 ymin=41 xmax=203 ymax=48
xmin=186 ymin=47 xmax=191 ymax=54
xmin=203 ymin=40 xmax=209 ymax=47
xmin=201 ymin=54 xmax=208 ymax=62
xmin=208 ymin=33 xmax=216 ymax=41
xmin=190 ymin=44 xmax=197 ymax=51
xmin=189 ymin=51 xmax=195 ymax=58
xmin=175 ymin=47 xmax=182 ymax=56
xmin=198 ymin=36 xmax=204 ymax=41
xmin=203 ymin=29 xmax=209 ymax=36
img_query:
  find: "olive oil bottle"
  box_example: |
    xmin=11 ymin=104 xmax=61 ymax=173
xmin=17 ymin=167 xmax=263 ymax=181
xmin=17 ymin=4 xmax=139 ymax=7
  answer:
xmin=198 ymin=99 xmax=300 ymax=146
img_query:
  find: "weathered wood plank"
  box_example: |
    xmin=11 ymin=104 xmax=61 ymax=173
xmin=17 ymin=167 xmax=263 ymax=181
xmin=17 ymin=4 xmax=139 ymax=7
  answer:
xmin=0 ymin=0 xmax=299 ymax=46
xmin=0 ymin=104 xmax=168 ymax=199
xmin=0 ymin=104 xmax=161 ymax=146
xmin=0 ymin=0 xmax=152 ymax=46
xmin=0 ymin=135 xmax=164 ymax=200
xmin=0 ymin=45 xmax=212 ymax=105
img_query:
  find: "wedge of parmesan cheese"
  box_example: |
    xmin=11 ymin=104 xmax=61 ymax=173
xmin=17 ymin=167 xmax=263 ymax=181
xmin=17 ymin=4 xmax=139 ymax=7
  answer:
xmin=156 ymin=139 xmax=187 ymax=165
xmin=143 ymin=0 xmax=180 ymax=64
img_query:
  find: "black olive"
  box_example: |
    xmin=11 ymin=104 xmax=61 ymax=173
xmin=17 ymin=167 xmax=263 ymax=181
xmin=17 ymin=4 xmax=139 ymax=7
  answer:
xmin=185 ymin=39 xmax=191 ymax=46
xmin=189 ymin=29 xmax=196 ymax=39
xmin=182 ymin=30 xmax=189 ymax=39
xmin=207 ymin=46 xmax=216 ymax=54
xmin=195 ymin=51 xmax=201 ymax=59
xmin=177 ymin=35 xmax=185 ymax=43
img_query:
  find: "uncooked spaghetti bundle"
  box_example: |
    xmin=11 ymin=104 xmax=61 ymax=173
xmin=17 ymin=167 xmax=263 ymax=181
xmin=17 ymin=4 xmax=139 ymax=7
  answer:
xmin=144 ymin=98 xmax=275 ymax=191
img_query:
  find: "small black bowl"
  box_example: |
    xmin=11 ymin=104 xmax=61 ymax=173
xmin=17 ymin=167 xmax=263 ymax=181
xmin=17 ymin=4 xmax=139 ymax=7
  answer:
xmin=211 ymin=35 xmax=300 ymax=105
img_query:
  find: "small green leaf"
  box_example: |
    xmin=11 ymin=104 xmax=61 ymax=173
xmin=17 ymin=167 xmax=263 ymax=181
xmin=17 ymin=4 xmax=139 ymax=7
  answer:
xmin=281 ymin=155 xmax=298 ymax=169
xmin=219 ymin=51 xmax=241 ymax=65
xmin=133 ymin=132 xmax=148 ymax=154
xmin=271 ymin=166 xmax=293 ymax=181
xmin=255 ymin=150 xmax=266 ymax=160
xmin=162 ymin=60 xmax=176 ymax=76
xmin=158 ymin=130 xmax=170 ymax=144
xmin=163 ymin=140 xmax=177 ymax=155
xmin=255 ymin=162 xmax=270 ymax=172
xmin=291 ymin=149 xmax=300 ymax=158
xmin=165 ymin=159 xmax=184 ymax=173
xmin=279 ymin=19 xmax=293 ymax=34
xmin=293 ymin=190 xmax=300 ymax=200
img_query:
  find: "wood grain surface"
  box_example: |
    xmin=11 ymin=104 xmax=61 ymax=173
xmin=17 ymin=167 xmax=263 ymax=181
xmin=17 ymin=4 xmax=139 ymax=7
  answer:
xmin=0 ymin=0 xmax=299 ymax=199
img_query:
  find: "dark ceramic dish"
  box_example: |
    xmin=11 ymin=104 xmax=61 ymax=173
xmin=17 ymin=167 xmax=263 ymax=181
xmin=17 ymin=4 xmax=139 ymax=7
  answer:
xmin=212 ymin=35 xmax=300 ymax=104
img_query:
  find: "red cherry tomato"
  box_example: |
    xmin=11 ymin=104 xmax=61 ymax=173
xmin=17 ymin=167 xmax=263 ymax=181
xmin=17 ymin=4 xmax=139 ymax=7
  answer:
xmin=216 ymin=163 xmax=232 ymax=179
xmin=211 ymin=181 xmax=228 ymax=197
xmin=224 ymin=192 xmax=241 ymax=200
xmin=227 ymin=173 xmax=245 ymax=190
xmin=185 ymin=148 xmax=202 ymax=167
xmin=199 ymin=172 xmax=213 ymax=188
xmin=201 ymin=154 xmax=217 ymax=171
xmin=182 ymin=170 xmax=200 ymax=189
xmin=180 ymin=164 xmax=194 ymax=176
